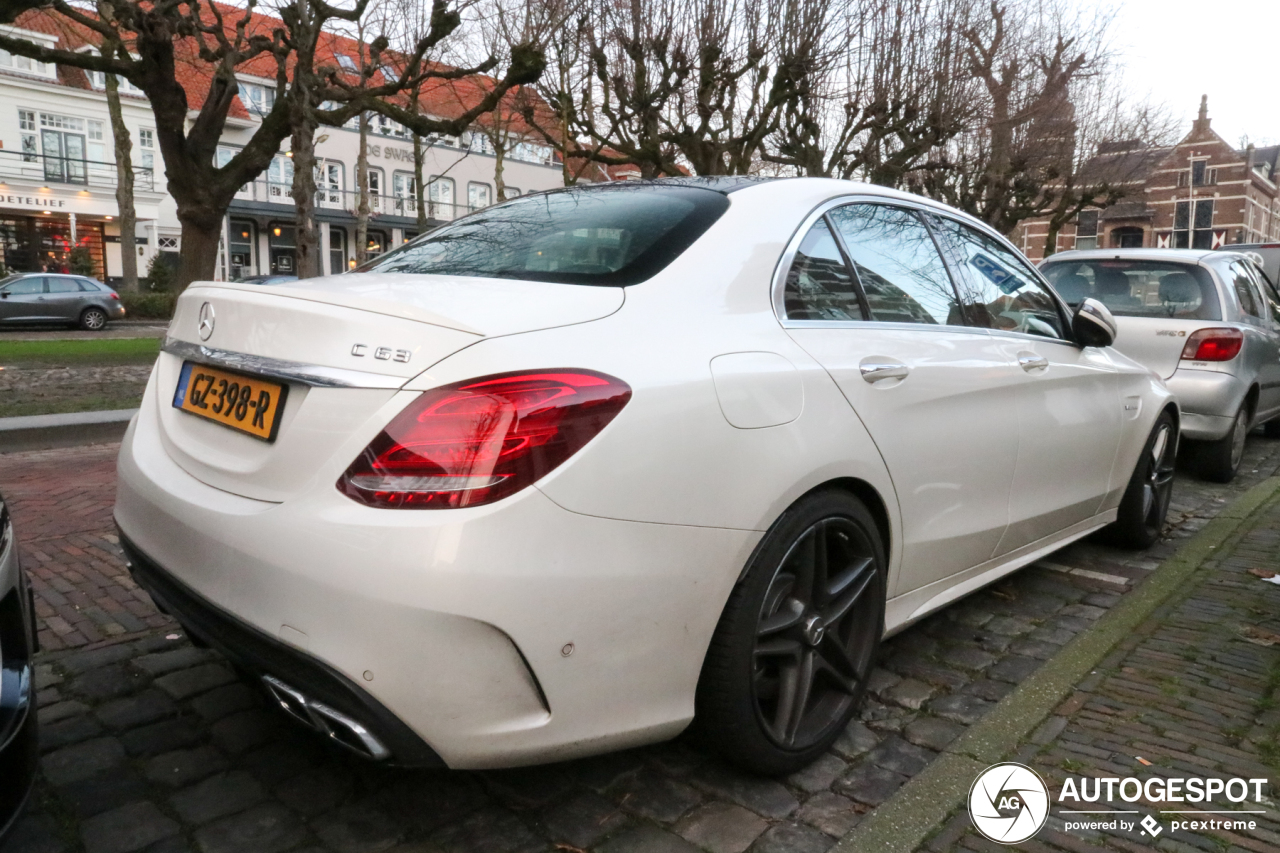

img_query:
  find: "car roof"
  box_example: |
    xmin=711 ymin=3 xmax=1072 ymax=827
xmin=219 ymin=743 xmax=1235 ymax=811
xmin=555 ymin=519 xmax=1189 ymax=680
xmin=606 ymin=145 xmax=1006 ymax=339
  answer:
xmin=1042 ymin=248 xmax=1220 ymax=263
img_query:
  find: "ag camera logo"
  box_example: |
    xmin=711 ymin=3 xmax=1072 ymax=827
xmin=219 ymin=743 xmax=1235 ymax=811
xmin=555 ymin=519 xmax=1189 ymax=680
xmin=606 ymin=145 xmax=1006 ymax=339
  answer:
xmin=969 ymin=762 xmax=1050 ymax=844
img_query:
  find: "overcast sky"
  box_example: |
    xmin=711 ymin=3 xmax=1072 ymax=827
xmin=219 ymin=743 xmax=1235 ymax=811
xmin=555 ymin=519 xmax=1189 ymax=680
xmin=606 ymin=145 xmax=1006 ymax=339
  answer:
xmin=1101 ymin=0 xmax=1280 ymax=147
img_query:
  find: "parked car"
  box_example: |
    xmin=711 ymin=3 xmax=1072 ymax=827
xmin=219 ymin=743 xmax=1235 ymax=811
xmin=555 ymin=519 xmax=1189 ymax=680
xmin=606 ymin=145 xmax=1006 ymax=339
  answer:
xmin=235 ymin=274 xmax=299 ymax=286
xmin=115 ymin=178 xmax=1176 ymax=775
xmin=0 ymin=491 xmax=38 ymax=844
xmin=0 ymin=272 xmax=126 ymax=330
xmin=1218 ymin=242 xmax=1280 ymax=286
xmin=1041 ymin=249 xmax=1280 ymax=483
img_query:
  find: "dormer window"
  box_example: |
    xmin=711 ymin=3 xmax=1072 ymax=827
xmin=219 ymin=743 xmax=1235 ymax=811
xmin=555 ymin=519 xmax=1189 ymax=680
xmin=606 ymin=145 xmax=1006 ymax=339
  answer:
xmin=337 ymin=55 xmax=358 ymax=72
xmin=0 ymin=47 xmax=55 ymax=79
xmin=86 ymin=69 xmax=143 ymax=94
xmin=239 ymin=81 xmax=275 ymax=116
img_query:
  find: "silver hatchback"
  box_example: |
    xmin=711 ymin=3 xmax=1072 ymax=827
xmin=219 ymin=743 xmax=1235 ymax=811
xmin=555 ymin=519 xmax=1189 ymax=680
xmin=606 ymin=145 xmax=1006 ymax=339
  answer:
xmin=0 ymin=272 xmax=127 ymax=331
xmin=1041 ymin=249 xmax=1280 ymax=482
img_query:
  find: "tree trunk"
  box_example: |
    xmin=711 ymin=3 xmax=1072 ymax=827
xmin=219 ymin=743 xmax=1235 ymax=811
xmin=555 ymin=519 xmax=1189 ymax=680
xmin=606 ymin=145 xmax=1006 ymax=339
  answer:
xmin=412 ymin=91 xmax=427 ymax=233
xmin=105 ymin=72 xmax=138 ymax=291
xmin=493 ymin=139 xmax=506 ymax=201
xmin=355 ymin=112 xmax=371 ymax=265
xmin=174 ymin=211 xmax=223 ymax=289
xmin=291 ymin=116 xmax=321 ymax=279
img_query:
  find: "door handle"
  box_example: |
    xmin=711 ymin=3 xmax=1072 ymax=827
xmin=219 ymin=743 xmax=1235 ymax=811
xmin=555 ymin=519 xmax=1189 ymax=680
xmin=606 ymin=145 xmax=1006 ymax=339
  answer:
xmin=1018 ymin=351 xmax=1049 ymax=372
xmin=859 ymin=360 xmax=910 ymax=383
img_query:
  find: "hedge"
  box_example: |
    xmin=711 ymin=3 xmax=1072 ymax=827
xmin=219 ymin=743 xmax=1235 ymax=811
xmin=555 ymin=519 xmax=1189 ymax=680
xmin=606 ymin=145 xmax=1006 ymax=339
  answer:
xmin=120 ymin=291 xmax=178 ymax=320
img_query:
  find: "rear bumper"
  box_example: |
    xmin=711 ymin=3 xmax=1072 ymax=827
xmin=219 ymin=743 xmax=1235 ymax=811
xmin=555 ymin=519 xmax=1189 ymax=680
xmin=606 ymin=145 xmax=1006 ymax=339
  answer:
xmin=1165 ymin=368 xmax=1248 ymax=440
xmin=119 ymin=532 xmax=443 ymax=766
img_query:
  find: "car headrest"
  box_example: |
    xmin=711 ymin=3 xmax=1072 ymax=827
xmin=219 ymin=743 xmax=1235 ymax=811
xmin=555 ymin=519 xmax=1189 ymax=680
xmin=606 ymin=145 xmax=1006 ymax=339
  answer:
xmin=1094 ymin=268 xmax=1132 ymax=296
xmin=1159 ymin=273 xmax=1200 ymax=304
xmin=1052 ymin=273 xmax=1091 ymax=304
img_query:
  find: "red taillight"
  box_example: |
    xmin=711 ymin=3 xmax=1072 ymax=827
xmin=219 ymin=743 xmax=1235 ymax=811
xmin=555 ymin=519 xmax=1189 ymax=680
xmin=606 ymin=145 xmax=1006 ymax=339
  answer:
xmin=110 ymin=292 xmax=120 ymax=300
xmin=338 ymin=370 xmax=632 ymax=509
xmin=1181 ymin=328 xmax=1243 ymax=362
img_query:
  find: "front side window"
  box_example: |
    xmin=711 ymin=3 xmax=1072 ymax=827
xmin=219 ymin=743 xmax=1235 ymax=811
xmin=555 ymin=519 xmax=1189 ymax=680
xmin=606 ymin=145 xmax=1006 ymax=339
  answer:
xmin=783 ymin=218 xmax=861 ymax=321
xmin=1041 ymin=259 xmax=1220 ymax=321
xmin=930 ymin=215 xmax=1065 ymax=338
xmin=2 ymin=278 xmax=43 ymax=295
xmin=827 ymin=204 xmax=960 ymax=325
xmin=358 ymin=185 xmax=729 ymax=286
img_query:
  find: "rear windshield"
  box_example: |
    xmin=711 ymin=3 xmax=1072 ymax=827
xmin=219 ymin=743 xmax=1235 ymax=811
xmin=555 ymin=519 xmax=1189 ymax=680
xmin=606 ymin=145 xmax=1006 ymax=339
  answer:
xmin=355 ymin=185 xmax=729 ymax=286
xmin=1041 ymin=259 xmax=1221 ymax=320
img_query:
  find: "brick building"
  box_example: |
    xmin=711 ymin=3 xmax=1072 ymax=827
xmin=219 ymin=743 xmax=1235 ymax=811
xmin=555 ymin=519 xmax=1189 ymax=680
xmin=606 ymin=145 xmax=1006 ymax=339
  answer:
xmin=1017 ymin=97 xmax=1280 ymax=261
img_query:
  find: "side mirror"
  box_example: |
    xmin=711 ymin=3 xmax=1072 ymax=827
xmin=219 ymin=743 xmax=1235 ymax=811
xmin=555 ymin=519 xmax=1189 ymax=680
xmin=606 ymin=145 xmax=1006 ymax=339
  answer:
xmin=0 ymin=292 xmax=8 ymax=299
xmin=1072 ymin=297 xmax=1117 ymax=348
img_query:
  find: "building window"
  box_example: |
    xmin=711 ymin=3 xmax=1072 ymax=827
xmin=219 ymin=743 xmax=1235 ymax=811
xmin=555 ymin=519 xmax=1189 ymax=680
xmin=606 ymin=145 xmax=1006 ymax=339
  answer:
xmin=392 ymin=172 xmax=416 ymax=216
xmin=138 ymin=128 xmax=155 ymax=172
xmin=503 ymin=186 xmax=521 ymax=199
xmin=315 ymin=160 xmax=343 ymax=204
xmin=328 ymin=226 xmax=347 ymax=274
xmin=1111 ymin=226 xmax=1144 ymax=249
xmin=336 ymin=54 xmax=358 ymax=72
xmin=239 ymin=81 xmax=275 ymax=116
xmin=18 ymin=109 xmax=36 ymax=162
xmin=0 ymin=48 xmax=54 ymax=78
xmin=428 ymin=176 xmax=455 ymax=218
xmin=229 ymin=219 xmax=254 ymax=280
xmin=268 ymin=154 xmax=293 ymax=199
xmin=365 ymin=230 xmax=387 ymax=258
xmin=466 ymin=133 xmax=494 ymax=156
xmin=1175 ymin=199 xmax=1215 ymax=249
xmin=1075 ymin=210 xmax=1099 ymax=250
xmin=38 ymin=113 xmax=88 ymax=184
xmin=86 ymin=70 xmax=142 ymax=94
xmin=468 ymin=181 xmax=491 ymax=212
xmin=157 ymin=235 xmax=179 ymax=250
xmin=87 ymin=120 xmax=106 ymax=163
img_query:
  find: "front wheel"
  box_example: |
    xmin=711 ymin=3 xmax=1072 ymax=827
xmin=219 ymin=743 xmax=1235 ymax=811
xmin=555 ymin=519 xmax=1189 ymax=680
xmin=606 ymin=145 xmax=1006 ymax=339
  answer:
xmin=1106 ymin=411 xmax=1177 ymax=549
xmin=695 ymin=491 xmax=885 ymax=775
xmin=1192 ymin=402 xmax=1249 ymax=483
xmin=78 ymin=307 xmax=108 ymax=331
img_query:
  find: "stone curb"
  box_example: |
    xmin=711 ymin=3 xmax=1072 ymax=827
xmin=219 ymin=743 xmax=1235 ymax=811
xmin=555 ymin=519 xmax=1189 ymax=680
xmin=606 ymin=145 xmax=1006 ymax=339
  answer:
xmin=0 ymin=408 xmax=137 ymax=453
xmin=832 ymin=474 xmax=1280 ymax=853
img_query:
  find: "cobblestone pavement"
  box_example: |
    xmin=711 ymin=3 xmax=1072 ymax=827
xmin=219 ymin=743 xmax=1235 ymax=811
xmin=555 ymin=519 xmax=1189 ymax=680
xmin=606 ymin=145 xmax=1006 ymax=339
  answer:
xmin=922 ymin=482 xmax=1280 ymax=853
xmin=2 ymin=435 xmax=1280 ymax=853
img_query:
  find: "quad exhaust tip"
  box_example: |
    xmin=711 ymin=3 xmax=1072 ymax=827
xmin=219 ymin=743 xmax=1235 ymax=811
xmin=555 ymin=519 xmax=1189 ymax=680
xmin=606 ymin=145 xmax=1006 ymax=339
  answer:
xmin=262 ymin=675 xmax=391 ymax=761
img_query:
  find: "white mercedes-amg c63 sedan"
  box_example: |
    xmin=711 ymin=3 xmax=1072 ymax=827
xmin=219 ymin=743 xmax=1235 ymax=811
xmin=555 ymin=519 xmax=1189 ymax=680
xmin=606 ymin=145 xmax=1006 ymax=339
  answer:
xmin=115 ymin=177 xmax=1177 ymax=774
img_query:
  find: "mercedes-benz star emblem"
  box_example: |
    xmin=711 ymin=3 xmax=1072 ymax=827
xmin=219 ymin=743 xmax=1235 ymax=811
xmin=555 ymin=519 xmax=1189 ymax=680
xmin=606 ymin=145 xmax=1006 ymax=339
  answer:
xmin=198 ymin=302 xmax=216 ymax=341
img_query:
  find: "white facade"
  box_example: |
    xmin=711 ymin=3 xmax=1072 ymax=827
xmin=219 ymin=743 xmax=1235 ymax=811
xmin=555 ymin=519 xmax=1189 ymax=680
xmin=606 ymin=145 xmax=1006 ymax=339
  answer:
xmin=0 ymin=26 xmax=567 ymax=282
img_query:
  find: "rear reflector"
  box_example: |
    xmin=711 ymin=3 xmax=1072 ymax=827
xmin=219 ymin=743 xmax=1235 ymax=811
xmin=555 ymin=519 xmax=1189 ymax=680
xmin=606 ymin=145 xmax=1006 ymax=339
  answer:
xmin=1181 ymin=328 xmax=1244 ymax=362
xmin=338 ymin=370 xmax=631 ymax=509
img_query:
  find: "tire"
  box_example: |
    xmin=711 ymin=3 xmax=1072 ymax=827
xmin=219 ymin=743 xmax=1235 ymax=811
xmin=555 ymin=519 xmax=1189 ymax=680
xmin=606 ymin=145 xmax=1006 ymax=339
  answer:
xmin=1105 ymin=411 xmax=1177 ymax=549
xmin=79 ymin=307 xmax=108 ymax=331
xmin=1193 ymin=402 xmax=1250 ymax=483
xmin=695 ymin=490 xmax=886 ymax=775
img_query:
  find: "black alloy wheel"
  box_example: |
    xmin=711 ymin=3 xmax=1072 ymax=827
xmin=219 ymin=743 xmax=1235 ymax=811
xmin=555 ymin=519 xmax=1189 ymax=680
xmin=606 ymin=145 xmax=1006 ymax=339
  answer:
xmin=696 ymin=491 xmax=885 ymax=775
xmin=1108 ymin=411 xmax=1177 ymax=549
xmin=79 ymin=307 xmax=108 ymax=331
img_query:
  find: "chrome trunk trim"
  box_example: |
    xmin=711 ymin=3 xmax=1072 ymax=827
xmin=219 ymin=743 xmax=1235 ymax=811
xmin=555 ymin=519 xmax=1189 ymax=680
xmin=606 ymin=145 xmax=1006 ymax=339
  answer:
xmin=162 ymin=337 xmax=406 ymax=389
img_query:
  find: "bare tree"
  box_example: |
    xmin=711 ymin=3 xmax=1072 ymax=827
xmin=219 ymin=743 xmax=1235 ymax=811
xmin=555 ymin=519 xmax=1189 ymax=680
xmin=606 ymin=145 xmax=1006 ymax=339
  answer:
xmin=96 ymin=3 xmax=139 ymax=290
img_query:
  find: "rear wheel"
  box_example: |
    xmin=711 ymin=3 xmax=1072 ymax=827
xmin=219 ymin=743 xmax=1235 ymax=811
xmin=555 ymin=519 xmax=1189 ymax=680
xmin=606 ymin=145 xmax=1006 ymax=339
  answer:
xmin=695 ymin=490 xmax=885 ymax=775
xmin=1106 ymin=411 xmax=1176 ymax=549
xmin=79 ymin=307 xmax=108 ymax=331
xmin=1193 ymin=402 xmax=1249 ymax=483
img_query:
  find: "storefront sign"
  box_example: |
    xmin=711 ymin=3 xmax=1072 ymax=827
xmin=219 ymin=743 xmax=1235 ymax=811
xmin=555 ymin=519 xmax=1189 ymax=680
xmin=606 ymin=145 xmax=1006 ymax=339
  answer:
xmin=0 ymin=193 xmax=68 ymax=211
xmin=366 ymin=144 xmax=414 ymax=162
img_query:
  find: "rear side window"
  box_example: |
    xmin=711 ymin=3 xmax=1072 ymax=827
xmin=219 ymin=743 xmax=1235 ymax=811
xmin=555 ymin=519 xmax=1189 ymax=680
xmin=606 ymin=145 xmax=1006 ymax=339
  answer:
xmin=356 ymin=185 xmax=729 ymax=286
xmin=783 ymin=219 xmax=862 ymax=320
xmin=1040 ymin=260 xmax=1220 ymax=320
xmin=47 ymin=277 xmax=81 ymax=294
xmin=1229 ymin=261 xmax=1263 ymax=319
xmin=827 ymin=204 xmax=960 ymax=325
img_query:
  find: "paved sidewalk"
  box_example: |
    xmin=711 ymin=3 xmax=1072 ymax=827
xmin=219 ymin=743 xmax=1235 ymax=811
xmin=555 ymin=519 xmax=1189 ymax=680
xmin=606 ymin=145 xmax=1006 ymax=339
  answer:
xmin=0 ymin=321 xmax=169 ymax=341
xmin=912 ymin=486 xmax=1280 ymax=853
xmin=2 ymin=438 xmax=1280 ymax=853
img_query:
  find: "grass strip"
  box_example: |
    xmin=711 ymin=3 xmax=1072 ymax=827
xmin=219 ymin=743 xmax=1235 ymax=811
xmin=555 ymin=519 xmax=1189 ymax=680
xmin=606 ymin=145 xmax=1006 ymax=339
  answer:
xmin=0 ymin=337 xmax=161 ymax=366
xmin=832 ymin=475 xmax=1280 ymax=853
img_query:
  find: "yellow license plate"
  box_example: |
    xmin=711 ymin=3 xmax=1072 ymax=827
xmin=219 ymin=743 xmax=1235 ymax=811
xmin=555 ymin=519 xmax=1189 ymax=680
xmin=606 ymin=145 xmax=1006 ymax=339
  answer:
xmin=172 ymin=361 xmax=288 ymax=441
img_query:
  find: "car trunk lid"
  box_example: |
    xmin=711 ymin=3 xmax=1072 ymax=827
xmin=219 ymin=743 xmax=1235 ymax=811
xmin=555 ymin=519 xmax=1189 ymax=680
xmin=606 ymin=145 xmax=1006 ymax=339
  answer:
xmin=155 ymin=274 xmax=624 ymax=502
xmin=1111 ymin=316 xmax=1212 ymax=379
